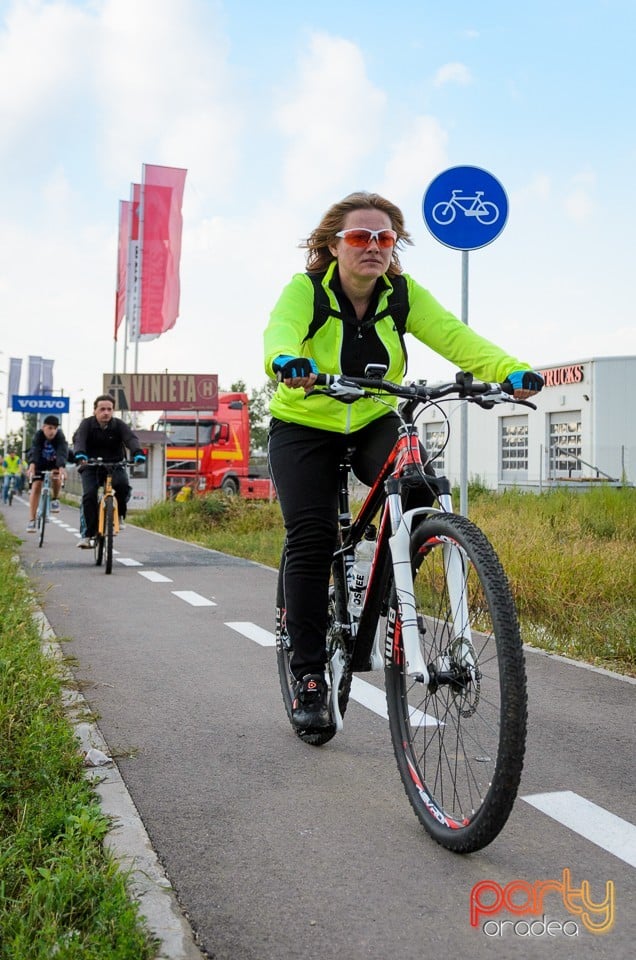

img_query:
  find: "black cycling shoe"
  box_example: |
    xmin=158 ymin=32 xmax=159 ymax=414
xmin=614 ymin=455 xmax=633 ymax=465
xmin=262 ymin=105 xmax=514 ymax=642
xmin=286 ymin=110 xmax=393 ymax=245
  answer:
xmin=292 ymin=673 xmax=331 ymax=731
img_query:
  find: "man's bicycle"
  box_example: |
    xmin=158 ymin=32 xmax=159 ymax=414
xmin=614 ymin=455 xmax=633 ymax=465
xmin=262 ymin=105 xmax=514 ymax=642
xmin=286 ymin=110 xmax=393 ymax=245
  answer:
xmin=276 ymin=368 xmax=536 ymax=853
xmin=83 ymin=459 xmax=130 ymax=575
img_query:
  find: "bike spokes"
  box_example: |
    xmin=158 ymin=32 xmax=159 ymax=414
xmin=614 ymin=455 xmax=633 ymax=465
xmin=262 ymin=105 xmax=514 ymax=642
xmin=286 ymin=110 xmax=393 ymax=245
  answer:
xmin=385 ymin=514 xmax=527 ymax=853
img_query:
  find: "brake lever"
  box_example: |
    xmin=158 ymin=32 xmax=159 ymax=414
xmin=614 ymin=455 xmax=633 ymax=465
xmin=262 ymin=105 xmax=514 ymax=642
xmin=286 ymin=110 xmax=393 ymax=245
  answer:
xmin=305 ymin=376 xmax=366 ymax=403
xmin=473 ymin=390 xmax=537 ymax=411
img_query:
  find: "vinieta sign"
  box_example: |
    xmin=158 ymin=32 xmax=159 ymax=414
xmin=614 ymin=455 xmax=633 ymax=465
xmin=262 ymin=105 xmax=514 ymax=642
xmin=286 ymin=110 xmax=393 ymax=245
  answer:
xmin=103 ymin=373 xmax=219 ymax=411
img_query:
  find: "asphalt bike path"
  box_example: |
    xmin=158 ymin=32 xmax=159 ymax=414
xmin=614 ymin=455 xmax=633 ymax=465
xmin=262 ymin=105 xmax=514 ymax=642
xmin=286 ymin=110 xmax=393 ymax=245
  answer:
xmin=2 ymin=497 xmax=635 ymax=960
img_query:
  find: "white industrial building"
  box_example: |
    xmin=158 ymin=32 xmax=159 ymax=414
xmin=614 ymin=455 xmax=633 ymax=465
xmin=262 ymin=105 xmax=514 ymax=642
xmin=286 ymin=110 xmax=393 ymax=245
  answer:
xmin=422 ymin=355 xmax=635 ymax=490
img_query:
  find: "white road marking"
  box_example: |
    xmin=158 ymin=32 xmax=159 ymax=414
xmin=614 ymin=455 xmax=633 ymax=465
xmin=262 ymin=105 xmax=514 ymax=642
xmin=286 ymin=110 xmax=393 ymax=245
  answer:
xmin=523 ymin=791 xmax=636 ymax=868
xmin=138 ymin=571 xmax=173 ymax=583
xmin=116 ymin=557 xmax=143 ymax=567
xmin=173 ymin=590 xmax=216 ymax=607
xmin=223 ymin=623 xmax=439 ymax=724
xmin=350 ymin=676 xmax=388 ymax=718
xmin=225 ymin=622 xmax=275 ymax=646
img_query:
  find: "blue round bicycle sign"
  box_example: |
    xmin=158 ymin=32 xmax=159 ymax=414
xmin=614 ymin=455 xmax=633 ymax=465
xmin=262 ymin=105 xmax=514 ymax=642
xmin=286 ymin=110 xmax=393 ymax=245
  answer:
xmin=422 ymin=165 xmax=508 ymax=251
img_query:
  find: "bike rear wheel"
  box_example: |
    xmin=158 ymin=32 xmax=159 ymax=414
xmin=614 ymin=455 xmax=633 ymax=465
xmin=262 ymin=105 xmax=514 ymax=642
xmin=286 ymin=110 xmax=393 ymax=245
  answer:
xmin=38 ymin=491 xmax=48 ymax=548
xmin=384 ymin=512 xmax=527 ymax=853
xmin=104 ymin=497 xmax=115 ymax=574
xmin=275 ymin=545 xmax=352 ymax=746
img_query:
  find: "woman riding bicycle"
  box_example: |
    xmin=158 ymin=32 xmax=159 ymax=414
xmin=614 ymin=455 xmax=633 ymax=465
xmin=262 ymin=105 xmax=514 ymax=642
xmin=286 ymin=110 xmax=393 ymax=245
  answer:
xmin=264 ymin=191 xmax=544 ymax=732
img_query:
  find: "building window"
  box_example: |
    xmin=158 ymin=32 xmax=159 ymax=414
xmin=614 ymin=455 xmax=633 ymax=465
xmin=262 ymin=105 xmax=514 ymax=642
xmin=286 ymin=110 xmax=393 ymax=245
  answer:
xmin=424 ymin=424 xmax=446 ymax=473
xmin=500 ymin=417 xmax=528 ymax=478
xmin=549 ymin=414 xmax=582 ymax=477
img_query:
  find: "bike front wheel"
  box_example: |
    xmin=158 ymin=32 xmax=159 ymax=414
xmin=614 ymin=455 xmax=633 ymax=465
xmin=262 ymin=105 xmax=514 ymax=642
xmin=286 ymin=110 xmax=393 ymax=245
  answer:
xmin=384 ymin=512 xmax=527 ymax=853
xmin=104 ymin=497 xmax=115 ymax=574
xmin=275 ymin=545 xmax=352 ymax=747
xmin=38 ymin=492 xmax=48 ymax=548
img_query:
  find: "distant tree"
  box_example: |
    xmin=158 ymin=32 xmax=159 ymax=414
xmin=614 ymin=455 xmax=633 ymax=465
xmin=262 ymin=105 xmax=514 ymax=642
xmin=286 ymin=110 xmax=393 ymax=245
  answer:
xmin=248 ymin=380 xmax=277 ymax=453
xmin=219 ymin=379 xmax=276 ymax=456
xmin=24 ymin=415 xmax=37 ymax=456
xmin=1 ymin=429 xmax=24 ymax=459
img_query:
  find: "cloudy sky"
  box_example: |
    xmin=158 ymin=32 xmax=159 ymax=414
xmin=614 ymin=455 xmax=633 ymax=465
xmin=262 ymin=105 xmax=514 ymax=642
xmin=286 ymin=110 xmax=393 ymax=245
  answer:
xmin=1 ymin=0 xmax=635 ymax=433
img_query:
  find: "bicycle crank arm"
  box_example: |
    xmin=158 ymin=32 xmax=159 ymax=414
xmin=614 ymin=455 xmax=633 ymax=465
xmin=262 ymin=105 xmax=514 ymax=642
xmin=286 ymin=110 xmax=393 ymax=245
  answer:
xmin=329 ymin=648 xmax=346 ymax=731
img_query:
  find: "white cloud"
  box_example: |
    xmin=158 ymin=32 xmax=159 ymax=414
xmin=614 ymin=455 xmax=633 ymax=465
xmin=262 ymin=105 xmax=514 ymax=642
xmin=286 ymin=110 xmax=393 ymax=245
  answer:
xmin=380 ymin=115 xmax=448 ymax=205
xmin=433 ymin=62 xmax=473 ymax=88
xmin=563 ymin=170 xmax=596 ymax=224
xmin=510 ymin=173 xmax=552 ymax=208
xmin=94 ymin=0 xmax=239 ymax=199
xmin=564 ymin=188 xmax=594 ymax=223
xmin=0 ymin=1 xmax=92 ymax=152
xmin=275 ymin=32 xmax=386 ymax=203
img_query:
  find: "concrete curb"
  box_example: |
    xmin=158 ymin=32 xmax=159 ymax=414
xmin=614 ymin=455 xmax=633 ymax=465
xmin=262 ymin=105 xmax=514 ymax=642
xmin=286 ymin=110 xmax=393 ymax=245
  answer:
xmin=33 ymin=608 xmax=206 ymax=960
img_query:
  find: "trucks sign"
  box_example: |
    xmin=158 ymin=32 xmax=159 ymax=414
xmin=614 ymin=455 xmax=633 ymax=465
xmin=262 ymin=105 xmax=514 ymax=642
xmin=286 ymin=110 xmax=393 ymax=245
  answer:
xmin=103 ymin=373 xmax=219 ymax=411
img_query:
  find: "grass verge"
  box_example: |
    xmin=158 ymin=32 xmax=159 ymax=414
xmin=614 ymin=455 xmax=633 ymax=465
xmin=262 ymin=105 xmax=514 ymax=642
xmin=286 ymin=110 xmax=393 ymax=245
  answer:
xmin=0 ymin=524 xmax=157 ymax=960
xmin=131 ymin=485 xmax=635 ymax=676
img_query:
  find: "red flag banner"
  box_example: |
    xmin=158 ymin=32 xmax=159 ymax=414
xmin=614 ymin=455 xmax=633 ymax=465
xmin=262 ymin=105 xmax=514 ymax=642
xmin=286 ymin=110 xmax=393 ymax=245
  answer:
xmin=114 ymin=200 xmax=132 ymax=341
xmin=136 ymin=164 xmax=187 ymax=341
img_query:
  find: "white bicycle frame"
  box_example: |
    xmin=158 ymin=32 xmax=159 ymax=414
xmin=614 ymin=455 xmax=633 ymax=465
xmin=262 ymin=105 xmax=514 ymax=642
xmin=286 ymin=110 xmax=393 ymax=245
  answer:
xmin=387 ymin=490 xmax=473 ymax=683
xmin=36 ymin=471 xmax=53 ymax=521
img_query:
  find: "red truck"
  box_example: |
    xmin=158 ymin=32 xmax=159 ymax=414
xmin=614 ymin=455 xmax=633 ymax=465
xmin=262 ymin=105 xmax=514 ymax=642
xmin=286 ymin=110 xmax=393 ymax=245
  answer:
xmin=153 ymin=392 xmax=274 ymax=499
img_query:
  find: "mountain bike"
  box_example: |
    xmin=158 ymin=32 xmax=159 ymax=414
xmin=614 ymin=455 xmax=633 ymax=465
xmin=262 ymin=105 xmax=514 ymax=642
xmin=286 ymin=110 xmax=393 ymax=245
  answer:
xmin=275 ymin=368 xmax=536 ymax=853
xmin=35 ymin=470 xmax=55 ymax=548
xmin=83 ymin=459 xmax=130 ymax=575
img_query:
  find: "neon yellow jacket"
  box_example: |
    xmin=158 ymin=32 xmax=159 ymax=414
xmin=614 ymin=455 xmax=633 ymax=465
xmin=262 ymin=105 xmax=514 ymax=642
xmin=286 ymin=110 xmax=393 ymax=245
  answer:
xmin=2 ymin=454 xmax=23 ymax=474
xmin=264 ymin=261 xmax=531 ymax=433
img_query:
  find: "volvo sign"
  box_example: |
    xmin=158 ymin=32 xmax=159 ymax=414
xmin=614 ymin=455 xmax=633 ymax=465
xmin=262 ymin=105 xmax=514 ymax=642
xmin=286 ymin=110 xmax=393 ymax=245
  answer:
xmin=12 ymin=395 xmax=70 ymax=413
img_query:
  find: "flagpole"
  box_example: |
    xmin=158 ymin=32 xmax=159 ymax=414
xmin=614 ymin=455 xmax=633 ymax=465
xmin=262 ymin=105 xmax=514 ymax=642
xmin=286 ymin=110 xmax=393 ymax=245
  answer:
xmin=3 ymin=369 xmax=9 ymax=447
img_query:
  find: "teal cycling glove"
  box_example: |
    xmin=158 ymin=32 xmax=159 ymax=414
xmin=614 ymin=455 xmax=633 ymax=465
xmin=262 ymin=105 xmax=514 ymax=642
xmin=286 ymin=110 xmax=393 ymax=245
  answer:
xmin=273 ymin=355 xmax=318 ymax=379
xmin=503 ymin=371 xmax=544 ymax=392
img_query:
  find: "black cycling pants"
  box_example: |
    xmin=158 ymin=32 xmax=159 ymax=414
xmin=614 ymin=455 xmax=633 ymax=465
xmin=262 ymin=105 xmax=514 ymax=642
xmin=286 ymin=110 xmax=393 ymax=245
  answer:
xmin=268 ymin=413 xmax=435 ymax=680
xmin=80 ymin=465 xmax=131 ymax=537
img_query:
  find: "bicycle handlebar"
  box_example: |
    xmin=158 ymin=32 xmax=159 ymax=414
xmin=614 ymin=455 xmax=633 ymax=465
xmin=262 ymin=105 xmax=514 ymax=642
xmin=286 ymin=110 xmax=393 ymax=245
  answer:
xmin=79 ymin=458 xmax=136 ymax=468
xmin=312 ymin=370 xmax=537 ymax=410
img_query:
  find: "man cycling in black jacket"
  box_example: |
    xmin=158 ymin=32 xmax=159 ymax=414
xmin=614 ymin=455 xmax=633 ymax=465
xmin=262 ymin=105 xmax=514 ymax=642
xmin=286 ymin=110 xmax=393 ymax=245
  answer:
xmin=73 ymin=394 xmax=146 ymax=548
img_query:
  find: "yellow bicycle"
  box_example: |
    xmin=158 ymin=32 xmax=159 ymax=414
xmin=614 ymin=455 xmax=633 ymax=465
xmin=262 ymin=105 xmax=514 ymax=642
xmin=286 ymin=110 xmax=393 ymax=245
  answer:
xmin=84 ymin=459 xmax=129 ymax=574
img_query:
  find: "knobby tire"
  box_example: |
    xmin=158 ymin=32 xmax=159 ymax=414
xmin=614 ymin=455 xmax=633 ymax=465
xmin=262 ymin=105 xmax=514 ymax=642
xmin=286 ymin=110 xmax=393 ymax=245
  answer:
xmin=384 ymin=512 xmax=527 ymax=853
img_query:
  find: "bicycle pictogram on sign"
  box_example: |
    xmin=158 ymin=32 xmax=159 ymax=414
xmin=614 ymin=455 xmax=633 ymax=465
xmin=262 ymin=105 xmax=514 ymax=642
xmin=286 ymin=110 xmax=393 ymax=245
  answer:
xmin=432 ymin=189 xmax=499 ymax=226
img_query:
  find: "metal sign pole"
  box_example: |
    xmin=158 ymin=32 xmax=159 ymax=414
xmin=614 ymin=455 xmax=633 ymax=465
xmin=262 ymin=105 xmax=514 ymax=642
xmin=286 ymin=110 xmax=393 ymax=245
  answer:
xmin=422 ymin=165 xmax=509 ymax=518
xmin=460 ymin=251 xmax=469 ymax=516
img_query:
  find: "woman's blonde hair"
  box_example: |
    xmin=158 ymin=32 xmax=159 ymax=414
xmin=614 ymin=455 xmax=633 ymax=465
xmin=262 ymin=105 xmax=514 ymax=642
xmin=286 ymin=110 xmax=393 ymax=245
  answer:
xmin=300 ymin=191 xmax=414 ymax=276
